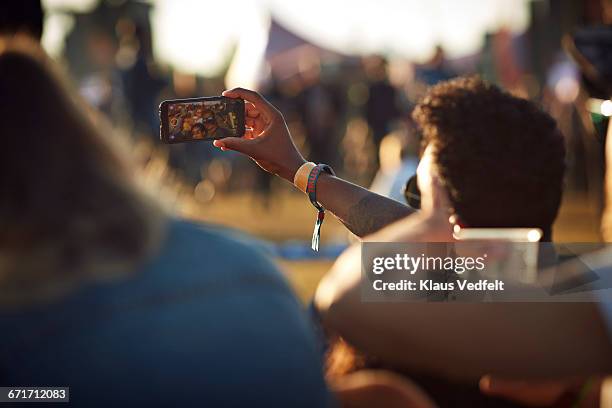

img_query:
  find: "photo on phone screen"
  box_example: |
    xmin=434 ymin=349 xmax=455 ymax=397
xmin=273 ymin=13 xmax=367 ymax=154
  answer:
xmin=160 ymin=96 xmax=244 ymax=143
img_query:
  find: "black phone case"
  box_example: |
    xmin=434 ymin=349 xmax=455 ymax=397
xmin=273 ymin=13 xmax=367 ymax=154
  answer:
xmin=159 ymin=96 xmax=245 ymax=144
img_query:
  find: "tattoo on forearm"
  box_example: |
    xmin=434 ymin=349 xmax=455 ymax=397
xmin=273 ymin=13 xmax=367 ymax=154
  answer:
xmin=343 ymin=194 xmax=413 ymax=237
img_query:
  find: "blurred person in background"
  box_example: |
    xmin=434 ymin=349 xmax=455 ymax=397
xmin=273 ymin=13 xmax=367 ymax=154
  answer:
xmin=368 ymin=126 xmax=420 ymax=203
xmin=0 ymin=37 xmax=332 ymax=407
xmin=363 ymin=55 xmax=401 ymax=163
xmin=295 ymin=54 xmax=345 ymax=169
xmin=414 ymin=46 xmax=455 ymax=87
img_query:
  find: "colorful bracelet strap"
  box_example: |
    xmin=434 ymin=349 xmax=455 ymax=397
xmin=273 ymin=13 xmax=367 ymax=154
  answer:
xmin=305 ymin=164 xmax=335 ymax=251
xmin=293 ymin=162 xmax=316 ymax=193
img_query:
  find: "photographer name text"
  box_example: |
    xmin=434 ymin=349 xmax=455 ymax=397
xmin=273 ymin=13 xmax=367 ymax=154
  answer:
xmin=370 ymin=254 xmax=505 ymax=292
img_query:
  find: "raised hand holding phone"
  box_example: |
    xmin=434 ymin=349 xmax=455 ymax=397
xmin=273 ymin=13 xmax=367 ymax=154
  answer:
xmin=213 ymin=88 xmax=306 ymax=181
xmin=215 ymin=87 xmax=414 ymax=239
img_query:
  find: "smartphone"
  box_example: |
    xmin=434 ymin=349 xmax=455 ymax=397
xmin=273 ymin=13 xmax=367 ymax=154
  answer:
xmin=453 ymin=227 xmax=543 ymax=284
xmin=453 ymin=227 xmax=543 ymax=242
xmin=159 ymin=96 xmax=245 ymax=143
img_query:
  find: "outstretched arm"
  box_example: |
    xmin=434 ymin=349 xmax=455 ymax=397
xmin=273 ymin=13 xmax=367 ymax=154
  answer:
xmin=314 ymin=173 xmax=413 ymax=237
xmin=214 ymin=87 xmax=414 ymax=237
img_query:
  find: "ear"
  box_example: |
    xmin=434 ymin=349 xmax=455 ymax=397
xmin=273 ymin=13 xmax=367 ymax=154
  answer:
xmin=330 ymin=370 xmax=437 ymax=408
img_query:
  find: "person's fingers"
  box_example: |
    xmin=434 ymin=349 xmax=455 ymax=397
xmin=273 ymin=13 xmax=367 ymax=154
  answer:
xmin=244 ymin=129 xmax=257 ymax=139
xmin=246 ymin=117 xmax=266 ymax=135
xmin=223 ymin=87 xmax=263 ymax=104
xmin=247 ymin=110 xmax=260 ymax=118
xmin=223 ymin=88 xmax=276 ymax=117
xmin=247 ymin=113 xmax=268 ymax=134
xmin=245 ymin=102 xmax=260 ymax=118
xmin=213 ymin=137 xmax=257 ymax=155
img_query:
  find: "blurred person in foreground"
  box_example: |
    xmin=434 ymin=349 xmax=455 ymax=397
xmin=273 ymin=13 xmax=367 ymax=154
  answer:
xmin=0 ymin=37 xmax=332 ymax=407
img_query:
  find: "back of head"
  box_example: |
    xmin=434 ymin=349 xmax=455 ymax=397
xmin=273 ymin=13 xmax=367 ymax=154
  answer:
xmin=0 ymin=0 xmax=44 ymax=40
xmin=413 ymin=76 xmax=565 ymax=238
xmin=0 ymin=37 xmax=162 ymax=304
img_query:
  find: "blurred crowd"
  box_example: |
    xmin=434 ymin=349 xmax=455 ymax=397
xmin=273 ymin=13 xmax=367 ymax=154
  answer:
xmin=41 ymin=0 xmax=607 ymax=214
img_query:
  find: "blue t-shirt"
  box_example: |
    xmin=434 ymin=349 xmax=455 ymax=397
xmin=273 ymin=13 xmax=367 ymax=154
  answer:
xmin=0 ymin=219 xmax=333 ymax=407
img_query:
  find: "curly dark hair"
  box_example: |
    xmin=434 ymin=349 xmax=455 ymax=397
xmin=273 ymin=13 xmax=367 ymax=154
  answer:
xmin=413 ymin=76 xmax=565 ymax=239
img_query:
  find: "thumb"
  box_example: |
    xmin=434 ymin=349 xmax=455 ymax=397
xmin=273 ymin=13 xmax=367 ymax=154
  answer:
xmin=213 ymin=137 xmax=256 ymax=155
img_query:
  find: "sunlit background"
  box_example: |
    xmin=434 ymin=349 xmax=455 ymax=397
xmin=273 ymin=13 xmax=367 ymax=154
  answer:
xmin=42 ymin=0 xmax=531 ymax=87
xmin=29 ymin=0 xmax=612 ymax=294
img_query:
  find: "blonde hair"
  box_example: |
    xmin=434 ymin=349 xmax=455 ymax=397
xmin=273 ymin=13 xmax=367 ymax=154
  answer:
xmin=0 ymin=36 xmax=166 ymax=305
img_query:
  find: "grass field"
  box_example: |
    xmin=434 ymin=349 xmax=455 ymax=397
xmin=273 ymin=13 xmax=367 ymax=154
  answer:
xmin=175 ymin=187 xmax=603 ymax=301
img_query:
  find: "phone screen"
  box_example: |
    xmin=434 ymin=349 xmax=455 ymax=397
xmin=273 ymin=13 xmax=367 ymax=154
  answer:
xmin=161 ymin=97 xmax=244 ymax=143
